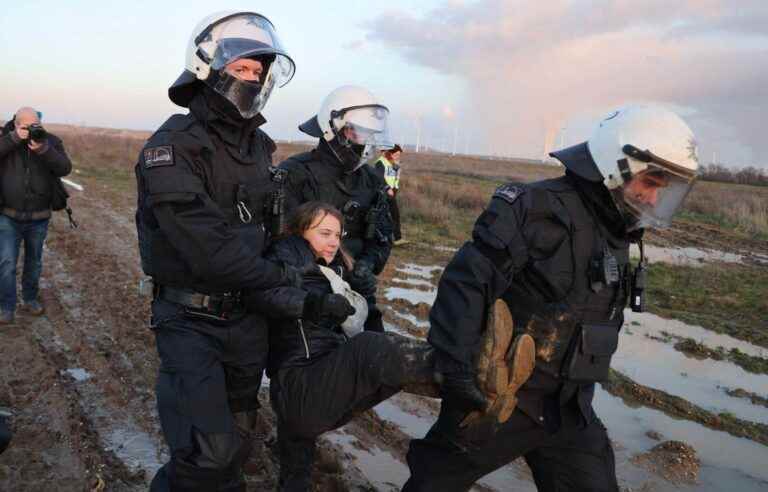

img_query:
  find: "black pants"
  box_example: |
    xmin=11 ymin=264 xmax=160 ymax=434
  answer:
xmin=149 ymin=299 xmax=268 ymax=492
xmin=403 ymin=400 xmax=618 ymax=492
xmin=271 ymin=332 xmax=434 ymax=491
xmin=388 ymin=195 xmax=402 ymax=241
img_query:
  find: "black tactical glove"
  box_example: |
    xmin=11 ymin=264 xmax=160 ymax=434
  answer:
xmin=440 ymin=372 xmax=487 ymax=413
xmin=349 ymin=260 xmax=377 ymax=297
xmin=303 ymin=292 xmax=356 ymax=325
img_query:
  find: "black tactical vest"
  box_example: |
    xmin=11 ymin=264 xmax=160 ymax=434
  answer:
xmin=136 ymin=113 xmax=278 ymax=292
xmin=502 ymin=178 xmax=630 ymax=380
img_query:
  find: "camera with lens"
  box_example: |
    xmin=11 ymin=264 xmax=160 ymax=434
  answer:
xmin=27 ymin=123 xmax=47 ymax=142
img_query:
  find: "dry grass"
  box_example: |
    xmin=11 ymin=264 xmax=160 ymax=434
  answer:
xmin=33 ymin=123 xmax=768 ymax=242
xmin=682 ymin=181 xmax=768 ymax=239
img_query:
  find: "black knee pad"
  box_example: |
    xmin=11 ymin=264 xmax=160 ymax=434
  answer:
xmin=0 ymin=416 xmax=11 ymax=454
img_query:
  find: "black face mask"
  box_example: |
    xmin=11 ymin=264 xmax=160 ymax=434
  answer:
xmin=208 ymin=70 xmax=265 ymax=119
xmin=326 ymin=137 xmax=365 ymax=172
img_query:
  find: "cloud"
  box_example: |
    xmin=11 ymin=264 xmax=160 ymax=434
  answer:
xmin=364 ymin=0 xmax=768 ymax=166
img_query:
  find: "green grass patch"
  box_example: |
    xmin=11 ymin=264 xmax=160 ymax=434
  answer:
xmin=646 ymin=262 xmax=768 ymax=349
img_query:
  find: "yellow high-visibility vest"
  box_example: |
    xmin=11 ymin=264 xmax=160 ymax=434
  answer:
xmin=377 ymin=156 xmax=401 ymax=189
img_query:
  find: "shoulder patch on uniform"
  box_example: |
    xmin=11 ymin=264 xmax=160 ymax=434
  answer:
xmin=144 ymin=146 xmax=174 ymax=168
xmin=493 ymin=183 xmax=525 ymax=204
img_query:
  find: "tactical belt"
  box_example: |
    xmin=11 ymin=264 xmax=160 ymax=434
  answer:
xmin=155 ymin=285 xmax=244 ymax=318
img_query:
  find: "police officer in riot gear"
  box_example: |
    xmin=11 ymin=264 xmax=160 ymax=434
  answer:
xmin=403 ymin=106 xmax=699 ymax=491
xmin=135 ymin=11 xmax=301 ymax=491
xmin=280 ymin=85 xmax=394 ymax=333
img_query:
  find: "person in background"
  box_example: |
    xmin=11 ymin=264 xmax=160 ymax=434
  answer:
xmin=0 ymin=108 xmax=72 ymax=324
xmin=375 ymin=144 xmax=407 ymax=245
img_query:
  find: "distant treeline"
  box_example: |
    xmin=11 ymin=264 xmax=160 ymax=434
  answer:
xmin=699 ymin=164 xmax=768 ymax=187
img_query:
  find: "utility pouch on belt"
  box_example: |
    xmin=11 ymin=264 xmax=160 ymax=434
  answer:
xmin=561 ymin=322 xmax=619 ymax=383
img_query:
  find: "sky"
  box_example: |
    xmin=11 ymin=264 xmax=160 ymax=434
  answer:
xmin=2 ymin=1 xmax=767 ymax=168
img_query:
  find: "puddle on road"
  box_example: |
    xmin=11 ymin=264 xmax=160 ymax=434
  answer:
xmin=384 ymin=321 xmax=420 ymax=340
xmin=389 ymin=309 xmax=430 ymax=329
xmin=625 ymin=310 xmax=767 ymax=359
xmin=634 ymin=244 xmax=746 ymax=266
xmin=392 ymin=276 xmax=435 ymax=288
xmin=384 ymin=286 xmax=437 ymax=306
xmin=105 ymin=427 xmax=165 ymax=476
xmin=396 ymin=264 xmax=443 ymax=280
xmin=616 ymin=316 xmax=768 ymax=424
xmin=596 ymin=388 xmax=768 ymax=491
xmin=326 ymin=431 xmax=406 ymax=491
xmin=61 ymin=368 xmax=92 ymax=382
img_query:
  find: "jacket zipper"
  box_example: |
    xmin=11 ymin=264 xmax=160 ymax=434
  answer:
xmin=298 ymin=319 xmax=310 ymax=359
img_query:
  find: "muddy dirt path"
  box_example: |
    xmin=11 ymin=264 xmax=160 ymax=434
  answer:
xmin=0 ymin=178 xmax=383 ymax=490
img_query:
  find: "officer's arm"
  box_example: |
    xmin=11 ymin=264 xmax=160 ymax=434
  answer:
xmin=278 ymin=160 xmax=310 ymax=220
xmin=427 ymin=194 xmax=530 ymax=374
xmin=0 ymin=132 xmax=22 ymax=159
xmin=145 ymin=152 xmax=286 ymax=291
xmin=374 ymin=160 xmax=386 ymax=181
xmin=244 ymin=242 xmax=311 ymax=319
xmin=358 ymin=197 xmax=393 ymax=274
xmin=38 ymin=136 xmax=72 ymax=177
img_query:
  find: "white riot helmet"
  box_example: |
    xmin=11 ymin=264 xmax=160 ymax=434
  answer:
xmin=554 ymin=106 xmax=698 ymax=231
xmin=169 ymin=11 xmax=295 ymax=118
xmin=299 ymin=85 xmax=392 ymax=171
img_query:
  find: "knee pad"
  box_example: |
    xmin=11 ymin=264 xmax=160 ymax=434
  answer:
xmin=0 ymin=417 xmax=12 ymax=454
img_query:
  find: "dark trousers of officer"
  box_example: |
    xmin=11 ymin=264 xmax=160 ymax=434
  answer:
xmin=149 ymin=299 xmax=268 ymax=492
xmin=271 ymin=332 xmax=434 ymax=492
xmin=403 ymin=398 xmax=618 ymax=492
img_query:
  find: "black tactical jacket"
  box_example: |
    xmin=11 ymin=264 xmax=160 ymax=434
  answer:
xmin=279 ymin=141 xmax=392 ymax=274
xmin=428 ymin=174 xmax=631 ymax=428
xmin=134 ymin=89 xmax=288 ymax=295
xmin=247 ymin=235 xmax=349 ymax=376
xmin=0 ymin=121 xmax=72 ymax=220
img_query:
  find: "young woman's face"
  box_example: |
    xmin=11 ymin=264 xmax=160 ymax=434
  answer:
xmin=303 ymin=212 xmax=342 ymax=263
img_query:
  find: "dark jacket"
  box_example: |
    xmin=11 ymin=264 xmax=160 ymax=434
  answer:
xmin=134 ymin=88 xmax=289 ymax=295
xmin=279 ymin=141 xmax=393 ymax=274
xmin=247 ymin=235 xmax=350 ymax=376
xmin=0 ymin=121 xmax=72 ymax=220
xmin=428 ymin=174 xmax=631 ymax=429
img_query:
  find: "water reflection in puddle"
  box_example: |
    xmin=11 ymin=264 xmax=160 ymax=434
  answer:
xmin=62 ymin=368 xmax=92 ymax=382
xmin=389 ymin=309 xmax=430 ymax=329
xmin=625 ymin=310 xmax=767 ymax=358
xmin=634 ymin=244 xmax=746 ymax=266
xmin=392 ymin=276 xmax=434 ymax=288
xmin=397 ymin=263 xmax=443 ymax=279
xmin=596 ymin=388 xmax=768 ymax=491
xmin=616 ymin=318 xmax=768 ymax=423
xmin=384 ymin=286 xmax=437 ymax=306
xmin=326 ymin=431 xmax=405 ymax=491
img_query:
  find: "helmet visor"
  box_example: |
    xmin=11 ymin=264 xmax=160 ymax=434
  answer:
xmin=339 ymin=105 xmax=392 ymax=147
xmin=615 ymin=168 xmax=696 ymax=230
xmin=199 ymin=13 xmax=295 ymax=86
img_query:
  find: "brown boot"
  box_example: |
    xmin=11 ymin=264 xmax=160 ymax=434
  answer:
xmin=461 ymin=300 xmax=535 ymax=426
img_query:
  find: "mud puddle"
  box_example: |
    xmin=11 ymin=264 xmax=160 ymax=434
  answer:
xmin=634 ymin=244 xmax=751 ymax=266
xmin=624 ymin=311 xmax=768 ymax=358
xmin=326 ymin=431 xmax=406 ymax=491
xmin=383 ymin=286 xmax=437 ymax=306
xmin=614 ymin=322 xmax=768 ymax=424
xmin=596 ymin=388 xmax=768 ymax=491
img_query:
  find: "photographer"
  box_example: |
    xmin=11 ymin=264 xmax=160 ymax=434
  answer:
xmin=0 ymin=107 xmax=72 ymax=324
